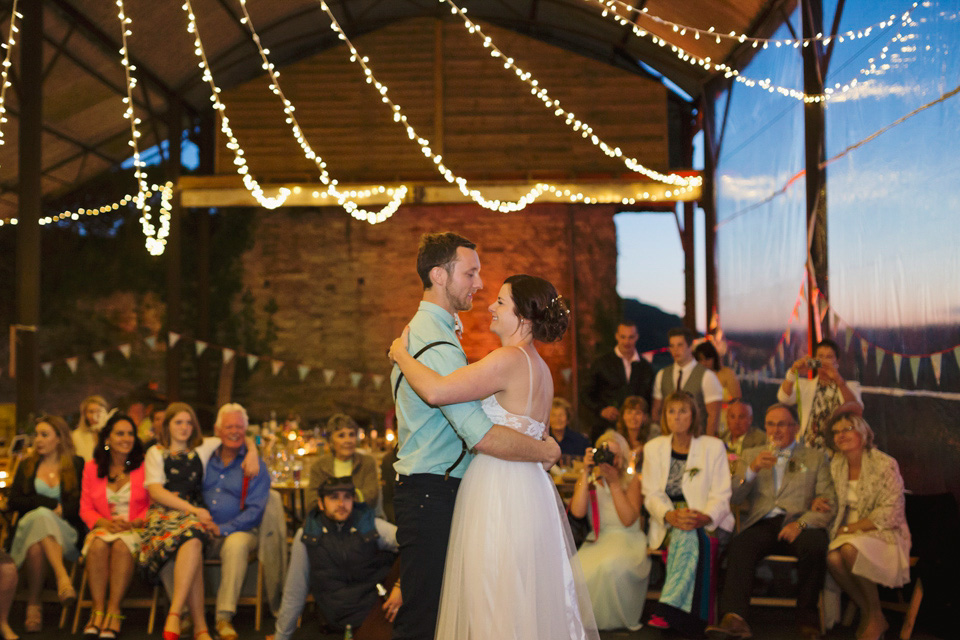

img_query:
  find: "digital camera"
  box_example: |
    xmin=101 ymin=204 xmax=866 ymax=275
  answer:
xmin=593 ymin=443 xmax=616 ymax=466
xmin=807 ymin=358 xmax=821 ymax=369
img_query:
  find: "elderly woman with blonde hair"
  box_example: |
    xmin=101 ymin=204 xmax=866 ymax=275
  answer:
xmin=813 ymin=410 xmax=910 ymax=640
xmin=73 ymin=395 xmax=110 ymax=462
xmin=307 ymin=414 xmax=379 ymax=508
xmin=570 ymin=430 xmax=650 ymax=631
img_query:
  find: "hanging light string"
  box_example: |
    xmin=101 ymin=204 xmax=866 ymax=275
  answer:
xmin=117 ymin=0 xmax=171 ymax=256
xmin=180 ymin=0 xmax=290 ymax=211
xmin=316 ymin=1 xmax=698 ymax=212
xmin=442 ymin=0 xmax=699 ymax=187
xmin=234 ymin=0 xmax=406 ymax=224
xmin=588 ymin=0 xmax=919 ymax=104
xmin=0 ymin=0 xmax=20 ymax=158
xmin=0 ymin=182 xmax=175 ymax=227
xmin=592 ymin=0 xmax=916 ymax=48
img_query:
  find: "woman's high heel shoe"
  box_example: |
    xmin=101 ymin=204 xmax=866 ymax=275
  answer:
xmin=99 ymin=612 xmax=124 ymax=640
xmin=162 ymin=612 xmax=181 ymax=640
xmin=24 ymin=604 xmax=43 ymax=633
xmin=83 ymin=610 xmax=104 ymax=639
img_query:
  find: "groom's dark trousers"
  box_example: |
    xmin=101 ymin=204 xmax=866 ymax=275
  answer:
xmin=392 ymin=473 xmax=461 ymax=640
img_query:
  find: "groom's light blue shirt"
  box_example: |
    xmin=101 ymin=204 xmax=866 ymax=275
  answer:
xmin=392 ymin=301 xmax=493 ymax=478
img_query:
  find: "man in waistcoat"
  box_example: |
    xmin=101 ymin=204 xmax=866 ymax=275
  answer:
xmin=650 ymin=327 xmax=723 ymax=436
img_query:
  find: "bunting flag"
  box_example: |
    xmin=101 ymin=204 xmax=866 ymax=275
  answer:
xmin=892 ymin=353 xmax=902 ymax=383
xmin=246 ymin=354 xmax=259 ymax=370
xmin=195 ymin=340 xmax=208 ymax=357
xmin=844 ymin=327 xmax=854 ymax=351
xmin=350 ymin=372 xmax=363 ymax=388
xmin=65 ymin=356 xmax=79 ymax=373
xmin=323 ymin=369 xmax=336 ymax=385
xmin=909 ymin=357 xmax=921 ymax=385
xmin=819 ymin=301 xmax=829 ymax=322
xmin=860 ymin=338 xmax=870 ymax=363
xmin=92 ymin=350 xmax=106 ymax=367
xmin=776 ymin=342 xmax=785 ymax=361
xmin=118 ymin=344 xmax=132 ymax=359
xmin=875 ymin=348 xmax=885 ymax=377
xmin=144 ymin=335 xmax=157 ymax=351
xmin=299 ymin=364 xmax=312 ymax=381
xmin=41 ymin=362 xmax=53 ymax=377
xmin=641 ymin=351 xmax=653 ymax=363
xmin=561 ymin=367 xmax=572 ymax=383
xmin=271 ymin=360 xmax=284 ymax=376
xmin=222 ymin=348 xmax=235 ymax=364
xmin=371 ymin=374 xmax=385 ymax=390
xmin=955 ymin=346 xmax=960 ymax=367
xmin=931 ymin=353 xmax=943 ymax=385
xmin=832 ymin=312 xmax=840 ymax=332
xmin=168 ymin=332 xmax=181 ymax=348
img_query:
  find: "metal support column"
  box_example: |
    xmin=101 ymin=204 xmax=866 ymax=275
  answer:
xmin=701 ymin=93 xmax=719 ymax=328
xmin=15 ymin=2 xmax=43 ymax=429
xmin=165 ymin=105 xmax=183 ymax=400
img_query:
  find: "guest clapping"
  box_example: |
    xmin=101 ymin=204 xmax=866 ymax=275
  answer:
xmin=570 ymin=431 xmax=650 ymax=631
xmin=78 ymin=413 xmax=149 ymax=639
xmin=308 ymin=415 xmax=379 ymax=509
xmin=642 ymin=391 xmax=733 ymax=637
xmin=7 ymin=415 xmax=85 ymax=632
xmin=812 ymin=412 xmax=910 ymax=640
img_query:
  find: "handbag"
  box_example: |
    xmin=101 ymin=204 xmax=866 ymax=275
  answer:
xmin=567 ymin=484 xmax=599 ymax=549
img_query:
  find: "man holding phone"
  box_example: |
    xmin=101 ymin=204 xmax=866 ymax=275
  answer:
xmin=777 ymin=339 xmax=863 ymax=449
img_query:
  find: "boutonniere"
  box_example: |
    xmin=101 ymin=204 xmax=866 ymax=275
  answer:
xmin=687 ymin=467 xmax=701 ymax=479
xmin=787 ymin=460 xmax=808 ymax=473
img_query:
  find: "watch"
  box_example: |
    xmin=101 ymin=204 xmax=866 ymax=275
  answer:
xmin=796 ymin=520 xmax=808 ymax=530
xmin=841 ymin=525 xmax=850 ymax=534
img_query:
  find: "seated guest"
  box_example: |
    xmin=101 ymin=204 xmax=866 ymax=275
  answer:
xmin=549 ymin=397 xmax=590 ymax=457
xmin=812 ymin=411 xmax=910 ymax=640
xmin=707 ymin=404 xmax=836 ymax=640
xmin=308 ymin=414 xmax=379 ymax=509
xmin=570 ymin=431 xmax=650 ymax=631
xmin=79 ymin=413 xmax=150 ymax=639
xmin=643 ymin=391 xmax=734 ymax=637
xmin=616 ymin=395 xmax=654 ymax=468
xmin=201 ymin=404 xmax=270 ymax=640
xmin=0 ymin=552 xmax=16 ymax=640
xmin=73 ymin=395 xmax=109 ymax=462
xmin=777 ymin=339 xmax=863 ymax=449
xmin=722 ymin=399 xmax=766 ymax=457
xmin=268 ymin=477 xmax=400 ymax=639
xmin=8 ymin=415 xmax=85 ymax=632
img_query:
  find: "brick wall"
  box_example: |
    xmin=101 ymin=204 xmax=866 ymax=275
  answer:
xmin=237 ymin=203 xmax=618 ymax=427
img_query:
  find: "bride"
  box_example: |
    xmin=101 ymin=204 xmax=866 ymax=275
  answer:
xmin=390 ymin=274 xmax=599 ymax=640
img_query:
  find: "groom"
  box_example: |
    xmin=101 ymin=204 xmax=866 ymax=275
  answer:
xmin=390 ymin=232 xmax=561 ymax=640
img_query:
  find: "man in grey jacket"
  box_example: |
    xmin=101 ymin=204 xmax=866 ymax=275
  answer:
xmin=707 ymin=404 xmax=836 ymax=640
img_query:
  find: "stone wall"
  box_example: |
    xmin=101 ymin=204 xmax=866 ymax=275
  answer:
xmin=236 ymin=203 xmax=618 ymax=427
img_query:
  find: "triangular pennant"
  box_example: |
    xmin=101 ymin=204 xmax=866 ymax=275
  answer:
xmin=908 ymin=357 xmax=921 ymax=385
xmin=350 ymin=372 xmax=363 ymax=388
xmin=843 ymin=328 xmax=854 ymax=351
xmin=41 ymin=362 xmax=53 ymax=377
xmin=875 ymin=348 xmax=885 ymax=378
xmin=561 ymin=367 xmax=572 ymax=383
xmin=299 ymin=365 xmax=312 ymax=381
xmin=195 ymin=340 xmax=208 ymax=357
xmin=323 ymin=369 xmax=336 ymax=385
xmin=954 ymin=346 xmax=960 ymax=367
xmin=371 ymin=374 xmax=385 ymax=390
xmin=246 ymin=354 xmax=259 ymax=370
xmin=168 ymin=331 xmax=181 ymax=348
xmin=785 ymin=330 xmax=791 ymax=346
xmin=860 ymin=338 xmax=870 ymax=363
xmin=271 ymin=360 xmax=284 ymax=376
xmin=222 ymin=348 xmax=235 ymax=364
xmin=641 ymin=351 xmax=653 ymax=363
xmin=118 ymin=343 xmax=132 ymax=359
xmin=931 ymin=353 xmax=943 ymax=385
xmin=892 ymin=353 xmax=902 ymax=383
xmin=92 ymin=350 xmax=106 ymax=367
xmin=832 ymin=312 xmax=840 ymax=331
xmin=144 ymin=335 xmax=157 ymax=351
xmin=777 ymin=341 xmax=785 ymax=361
xmin=819 ymin=301 xmax=829 ymax=322
xmin=65 ymin=356 xmax=79 ymax=373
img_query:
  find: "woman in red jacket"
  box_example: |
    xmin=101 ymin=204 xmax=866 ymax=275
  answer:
xmin=78 ymin=413 xmax=149 ymax=640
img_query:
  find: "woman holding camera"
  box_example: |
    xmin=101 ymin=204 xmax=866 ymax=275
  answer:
xmin=570 ymin=430 xmax=651 ymax=631
xmin=642 ymin=391 xmax=733 ymax=637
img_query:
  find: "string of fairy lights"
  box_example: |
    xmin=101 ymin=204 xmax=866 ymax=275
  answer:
xmin=442 ymin=0 xmax=699 ymax=188
xmin=586 ymin=0 xmax=919 ymax=103
xmin=0 ymin=182 xmax=174 ymax=227
xmin=234 ymin=0 xmax=407 ymax=225
xmin=0 ymin=0 xmax=19 ymax=161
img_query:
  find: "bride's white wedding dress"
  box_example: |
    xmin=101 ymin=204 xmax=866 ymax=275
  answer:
xmin=434 ymin=347 xmax=599 ymax=640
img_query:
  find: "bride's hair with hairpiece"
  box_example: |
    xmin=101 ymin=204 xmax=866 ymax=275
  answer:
xmin=503 ymin=274 xmax=570 ymax=342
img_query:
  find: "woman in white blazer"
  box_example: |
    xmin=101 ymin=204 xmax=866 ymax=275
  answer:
xmin=642 ymin=391 xmax=734 ymax=637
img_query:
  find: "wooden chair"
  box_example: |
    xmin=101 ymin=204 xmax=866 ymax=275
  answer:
xmin=202 ymin=551 xmax=265 ymax=630
xmin=748 ymin=554 xmax=827 ymax=634
xmin=878 ymin=557 xmax=922 ymax=640
xmin=70 ymin=556 xmax=162 ymax=633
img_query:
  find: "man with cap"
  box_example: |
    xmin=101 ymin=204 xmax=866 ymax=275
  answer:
xmin=267 ymin=477 xmax=400 ymax=640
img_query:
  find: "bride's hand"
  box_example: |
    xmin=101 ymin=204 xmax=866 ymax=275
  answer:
xmin=388 ymin=326 xmax=411 ymax=364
